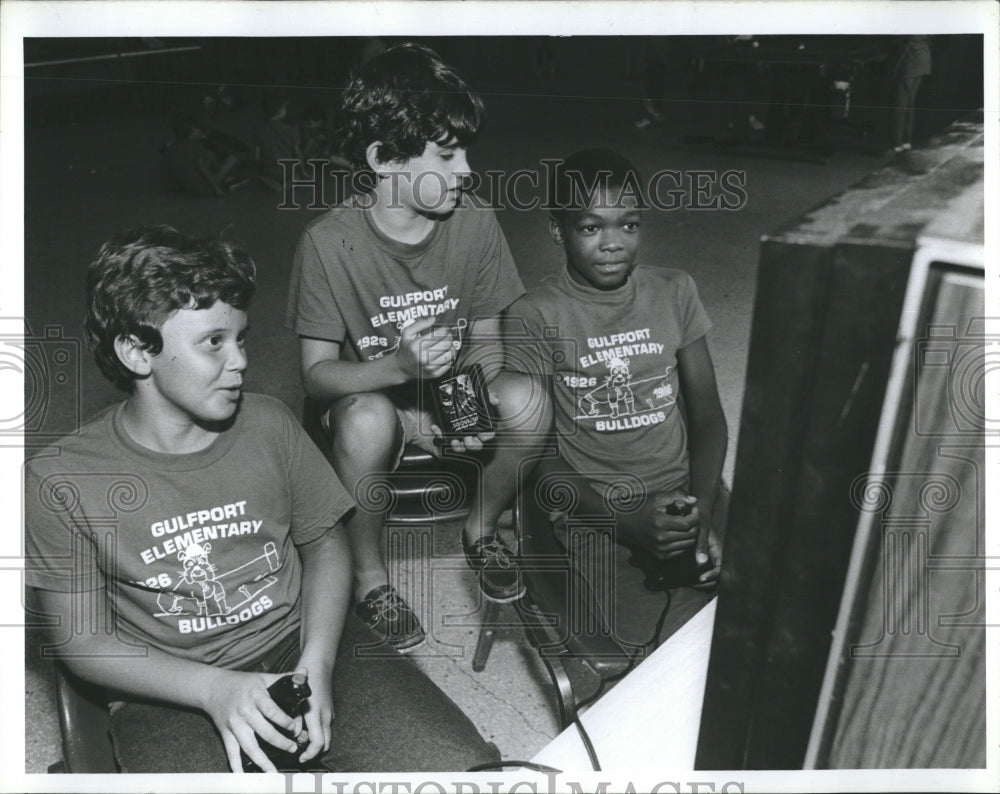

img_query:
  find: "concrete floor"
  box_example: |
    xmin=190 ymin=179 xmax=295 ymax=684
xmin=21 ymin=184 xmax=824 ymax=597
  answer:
xmin=21 ymin=63 xmax=890 ymax=773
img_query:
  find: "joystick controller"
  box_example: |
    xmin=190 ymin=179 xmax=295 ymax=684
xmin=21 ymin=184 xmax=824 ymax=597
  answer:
xmin=629 ymin=498 xmax=713 ymax=591
xmin=241 ymin=673 xmax=311 ymax=773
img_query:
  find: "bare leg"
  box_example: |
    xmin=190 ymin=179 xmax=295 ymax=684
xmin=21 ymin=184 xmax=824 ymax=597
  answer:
xmin=327 ymin=392 xmax=402 ymax=600
xmin=463 ymin=370 xmax=552 ymax=544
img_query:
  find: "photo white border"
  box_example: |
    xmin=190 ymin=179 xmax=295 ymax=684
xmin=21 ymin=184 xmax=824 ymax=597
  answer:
xmin=1 ymin=1 xmax=996 ymax=792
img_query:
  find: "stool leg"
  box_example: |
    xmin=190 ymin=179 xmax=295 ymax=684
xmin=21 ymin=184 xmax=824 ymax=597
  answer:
xmin=472 ymin=600 xmax=502 ymax=672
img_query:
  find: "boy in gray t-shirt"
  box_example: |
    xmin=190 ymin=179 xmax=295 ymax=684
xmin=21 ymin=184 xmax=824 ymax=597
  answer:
xmin=26 ymin=226 xmax=499 ymax=772
xmin=286 ymin=44 xmax=547 ymax=651
xmin=507 ymin=148 xmax=728 ymax=650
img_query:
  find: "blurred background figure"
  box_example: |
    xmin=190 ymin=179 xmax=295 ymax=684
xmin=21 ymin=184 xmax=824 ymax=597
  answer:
xmin=299 ymin=102 xmax=353 ymax=172
xmin=634 ymin=37 xmax=667 ymax=129
xmin=889 ymin=35 xmax=932 ymax=156
xmin=199 ymin=83 xmax=255 ymax=163
xmin=255 ymin=88 xmax=300 ymax=191
xmin=162 ymin=111 xmax=251 ymax=196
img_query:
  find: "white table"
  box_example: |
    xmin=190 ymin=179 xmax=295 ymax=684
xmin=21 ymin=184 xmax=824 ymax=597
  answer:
xmin=531 ymin=598 xmax=717 ymax=772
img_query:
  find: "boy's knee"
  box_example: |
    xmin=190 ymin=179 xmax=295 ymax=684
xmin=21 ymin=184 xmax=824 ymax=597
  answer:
xmin=328 ymin=392 xmax=400 ymax=454
xmin=492 ymin=371 xmax=551 ymax=434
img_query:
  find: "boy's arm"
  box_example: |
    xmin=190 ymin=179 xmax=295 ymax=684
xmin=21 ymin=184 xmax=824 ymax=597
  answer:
xmin=300 ymin=318 xmax=457 ymax=402
xmin=467 ymin=315 xmax=505 ymax=384
xmin=35 ymin=587 xmax=302 ymax=773
xmin=293 ymin=526 xmax=352 ymax=762
xmin=676 ymin=335 xmax=729 ymax=584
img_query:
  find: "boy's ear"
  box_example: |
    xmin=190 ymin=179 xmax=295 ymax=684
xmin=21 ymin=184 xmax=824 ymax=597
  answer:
xmin=114 ymin=335 xmax=153 ymax=378
xmin=365 ymin=141 xmax=387 ymax=174
xmin=548 ymin=216 xmax=565 ymax=245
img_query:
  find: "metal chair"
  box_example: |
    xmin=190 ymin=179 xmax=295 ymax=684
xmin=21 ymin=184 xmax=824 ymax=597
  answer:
xmin=505 ymin=468 xmax=636 ymax=727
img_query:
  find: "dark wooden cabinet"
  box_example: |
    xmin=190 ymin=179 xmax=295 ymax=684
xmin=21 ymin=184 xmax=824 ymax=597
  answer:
xmin=696 ymin=120 xmax=985 ymax=769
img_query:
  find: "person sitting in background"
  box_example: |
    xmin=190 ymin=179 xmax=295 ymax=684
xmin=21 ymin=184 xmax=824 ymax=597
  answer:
xmin=199 ymin=84 xmax=256 ymax=164
xmin=162 ymin=112 xmax=250 ymax=197
xmin=299 ymin=103 xmax=353 ymax=172
xmin=300 ymin=103 xmax=333 ymax=161
xmin=255 ymin=89 xmax=301 ymax=191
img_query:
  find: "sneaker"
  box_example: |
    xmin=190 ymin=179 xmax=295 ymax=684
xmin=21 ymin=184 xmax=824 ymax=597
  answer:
xmin=463 ymin=535 xmax=525 ymax=603
xmin=354 ymin=585 xmax=426 ymax=652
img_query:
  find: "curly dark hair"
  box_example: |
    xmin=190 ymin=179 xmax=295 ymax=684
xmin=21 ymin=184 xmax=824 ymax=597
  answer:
xmin=549 ymin=148 xmax=647 ymax=222
xmin=85 ymin=225 xmax=257 ymax=392
xmin=339 ymin=42 xmax=484 ymax=177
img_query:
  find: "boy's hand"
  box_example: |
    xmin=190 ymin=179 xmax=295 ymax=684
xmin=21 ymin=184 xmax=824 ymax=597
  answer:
xmin=430 ymin=388 xmax=498 ymax=453
xmin=631 ymin=492 xmax=700 ymax=560
xmin=692 ymin=516 xmax=723 ymax=590
xmin=202 ymin=668 xmax=302 ymax=773
xmin=395 ymin=317 xmax=458 ymax=381
xmin=293 ymin=664 xmax=334 ymax=764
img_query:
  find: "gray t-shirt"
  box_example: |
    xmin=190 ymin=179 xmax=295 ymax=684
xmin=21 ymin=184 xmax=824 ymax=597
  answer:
xmin=24 ymin=394 xmax=354 ymax=669
xmin=507 ymin=265 xmax=712 ymax=497
xmin=285 ymin=196 xmax=524 ymax=377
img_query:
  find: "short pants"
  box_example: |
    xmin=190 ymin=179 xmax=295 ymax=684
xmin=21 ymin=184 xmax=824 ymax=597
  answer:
xmin=108 ymin=612 xmax=500 ymax=773
xmin=321 ymin=396 xmax=438 ymax=471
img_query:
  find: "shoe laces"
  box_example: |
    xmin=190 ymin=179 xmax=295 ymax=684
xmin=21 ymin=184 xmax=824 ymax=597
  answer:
xmin=367 ymin=588 xmax=405 ymax=622
xmin=477 ymin=537 xmax=515 ymax=570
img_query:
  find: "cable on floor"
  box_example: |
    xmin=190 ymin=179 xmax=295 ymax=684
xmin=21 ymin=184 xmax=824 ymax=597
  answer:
xmin=569 ymin=589 xmax=674 ymax=771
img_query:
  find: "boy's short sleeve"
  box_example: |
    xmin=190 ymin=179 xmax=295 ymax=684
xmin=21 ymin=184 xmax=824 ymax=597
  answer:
xmin=468 ymin=209 xmax=525 ymax=320
xmin=677 ymin=270 xmax=713 ymax=348
xmin=24 ymin=462 xmax=105 ymax=593
xmin=503 ymin=295 xmax=556 ymax=378
xmin=276 ymin=402 xmax=355 ymax=545
xmin=286 ymin=230 xmax=346 ymax=342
